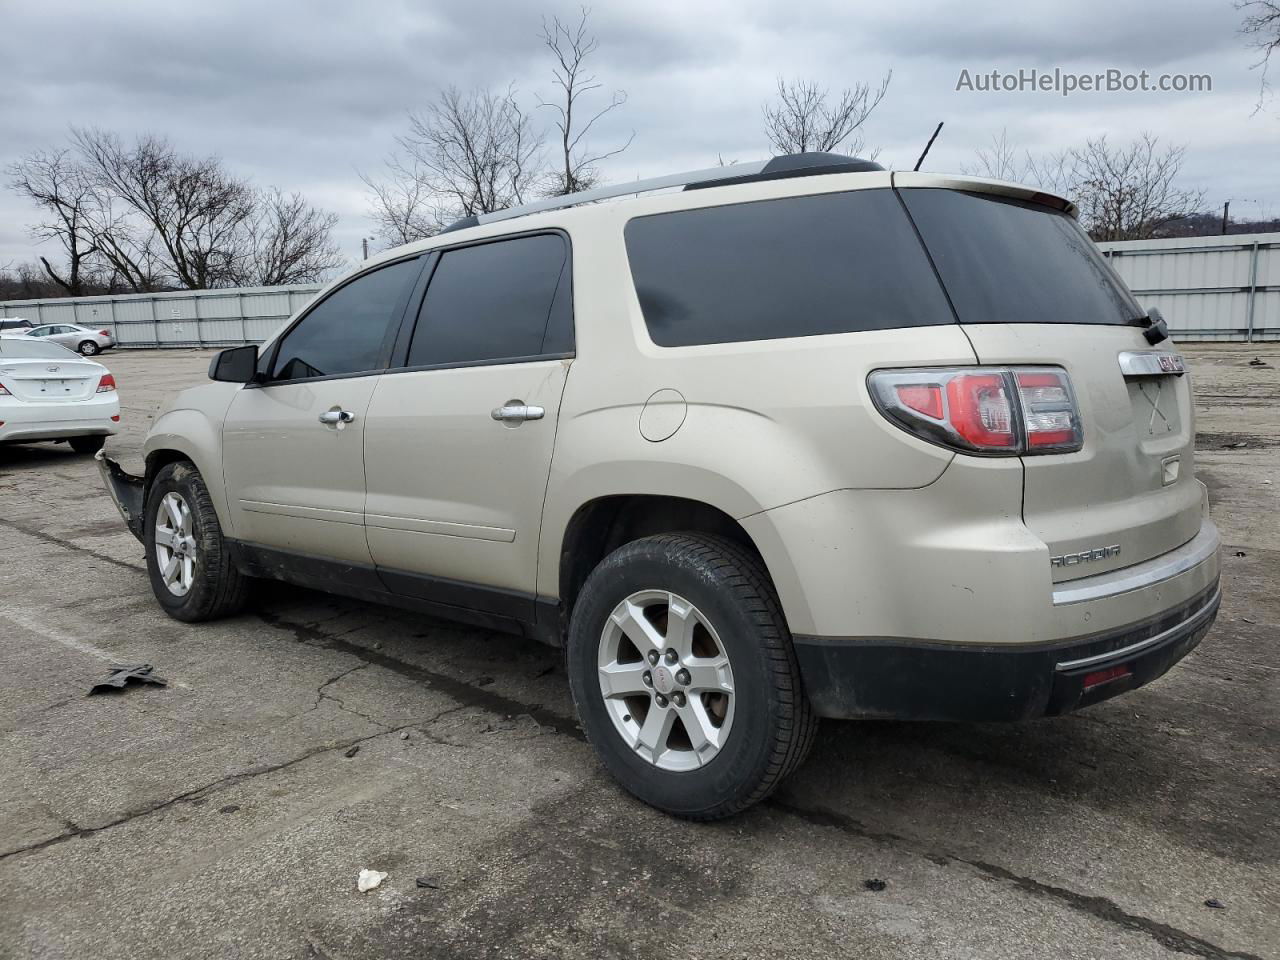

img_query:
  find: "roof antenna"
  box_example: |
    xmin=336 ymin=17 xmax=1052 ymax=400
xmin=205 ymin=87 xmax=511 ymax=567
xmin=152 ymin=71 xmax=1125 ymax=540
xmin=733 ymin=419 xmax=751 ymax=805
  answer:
xmin=913 ymin=122 xmax=944 ymax=172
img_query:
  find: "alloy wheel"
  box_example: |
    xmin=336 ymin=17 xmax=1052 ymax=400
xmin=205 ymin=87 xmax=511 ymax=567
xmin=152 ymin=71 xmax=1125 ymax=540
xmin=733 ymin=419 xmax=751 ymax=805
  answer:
xmin=154 ymin=492 xmax=197 ymax=596
xmin=597 ymin=589 xmax=736 ymax=772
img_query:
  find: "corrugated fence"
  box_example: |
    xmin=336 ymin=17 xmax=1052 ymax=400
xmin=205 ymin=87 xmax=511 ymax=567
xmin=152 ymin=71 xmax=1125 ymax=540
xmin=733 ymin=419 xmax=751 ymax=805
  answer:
xmin=1 ymin=231 xmax=1278 ymax=345
xmin=0 ymin=284 xmax=321 ymax=348
xmin=1098 ymin=232 xmax=1279 ymax=341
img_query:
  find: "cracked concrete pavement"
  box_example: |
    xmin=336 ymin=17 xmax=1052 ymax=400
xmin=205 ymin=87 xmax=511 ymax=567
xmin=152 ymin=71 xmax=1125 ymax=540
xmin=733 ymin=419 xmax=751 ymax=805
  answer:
xmin=0 ymin=346 xmax=1276 ymax=959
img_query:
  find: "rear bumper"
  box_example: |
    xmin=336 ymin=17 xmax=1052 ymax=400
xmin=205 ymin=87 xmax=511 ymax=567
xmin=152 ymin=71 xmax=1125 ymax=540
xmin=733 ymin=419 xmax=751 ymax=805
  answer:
xmin=96 ymin=451 xmax=146 ymax=541
xmin=794 ymin=580 xmax=1220 ymax=721
xmin=0 ymin=419 xmax=118 ymax=443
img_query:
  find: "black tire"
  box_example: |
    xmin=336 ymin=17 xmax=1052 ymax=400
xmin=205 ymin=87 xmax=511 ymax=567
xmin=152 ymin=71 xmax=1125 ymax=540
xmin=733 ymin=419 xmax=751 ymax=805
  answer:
xmin=68 ymin=435 xmax=105 ymax=454
xmin=144 ymin=460 xmax=249 ymax=622
xmin=568 ymin=533 xmax=818 ymax=819
xmin=77 ymin=340 xmax=99 ymax=356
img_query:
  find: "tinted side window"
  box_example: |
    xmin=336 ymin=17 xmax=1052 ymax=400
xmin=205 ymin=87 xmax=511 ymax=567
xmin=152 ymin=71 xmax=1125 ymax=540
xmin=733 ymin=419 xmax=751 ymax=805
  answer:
xmin=271 ymin=258 xmax=419 ymax=381
xmin=625 ymin=189 xmax=953 ymax=348
xmin=407 ymin=234 xmax=569 ymax=367
xmin=899 ymin=189 xmax=1143 ymax=326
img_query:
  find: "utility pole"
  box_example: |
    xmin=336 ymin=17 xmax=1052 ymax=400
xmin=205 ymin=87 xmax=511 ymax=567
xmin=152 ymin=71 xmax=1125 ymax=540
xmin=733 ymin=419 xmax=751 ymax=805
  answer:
xmin=1221 ymin=201 xmax=1230 ymax=236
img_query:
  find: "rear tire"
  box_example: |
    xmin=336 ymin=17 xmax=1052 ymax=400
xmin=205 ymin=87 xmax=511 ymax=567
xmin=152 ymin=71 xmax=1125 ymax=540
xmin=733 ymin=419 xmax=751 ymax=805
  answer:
xmin=567 ymin=533 xmax=817 ymax=819
xmin=68 ymin=435 xmax=105 ymax=455
xmin=77 ymin=340 xmax=99 ymax=356
xmin=144 ymin=461 xmax=249 ymax=622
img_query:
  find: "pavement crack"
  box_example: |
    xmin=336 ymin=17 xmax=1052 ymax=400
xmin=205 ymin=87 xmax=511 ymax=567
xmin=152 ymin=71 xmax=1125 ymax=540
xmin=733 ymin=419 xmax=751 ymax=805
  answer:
xmin=257 ymin=610 xmax=584 ymax=742
xmin=0 ymin=725 xmax=417 ymax=865
xmin=769 ymin=799 xmax=1263 ymax=960
xmin=0 ymin=516 xmax=144 ymax=573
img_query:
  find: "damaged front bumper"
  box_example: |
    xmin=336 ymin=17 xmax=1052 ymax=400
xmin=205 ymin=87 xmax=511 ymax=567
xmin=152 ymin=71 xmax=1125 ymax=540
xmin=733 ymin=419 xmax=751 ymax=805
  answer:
xmin=95 ymin=450 xmax=146 ymax=542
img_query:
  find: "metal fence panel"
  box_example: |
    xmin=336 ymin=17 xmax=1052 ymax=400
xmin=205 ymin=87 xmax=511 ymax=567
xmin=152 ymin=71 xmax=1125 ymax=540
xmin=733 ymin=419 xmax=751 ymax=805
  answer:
xmin=0 ymin=284 xmax=322 ymax=348
xmin=1099 ymin=233 xmax=1280 ymax=341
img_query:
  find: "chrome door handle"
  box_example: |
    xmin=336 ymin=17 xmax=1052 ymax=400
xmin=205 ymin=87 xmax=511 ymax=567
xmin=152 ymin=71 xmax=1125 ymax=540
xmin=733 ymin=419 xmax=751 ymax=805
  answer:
xmin=491 ymin=403 xmax=545 ymax=423
xmin=318 ymin=409 xmax=355 ymax=425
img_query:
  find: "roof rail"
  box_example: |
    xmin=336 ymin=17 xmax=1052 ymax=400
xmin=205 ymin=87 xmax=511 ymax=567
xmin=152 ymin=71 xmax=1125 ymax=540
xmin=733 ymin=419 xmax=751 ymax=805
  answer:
xmin=443 ymin=152 xmax=884 ymax=233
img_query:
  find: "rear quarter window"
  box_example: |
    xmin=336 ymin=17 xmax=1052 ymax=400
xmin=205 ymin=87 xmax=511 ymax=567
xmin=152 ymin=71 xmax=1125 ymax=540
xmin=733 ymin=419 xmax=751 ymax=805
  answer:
xmin=899 ymin=189 xmax=1143 ymax=326
xmin=624 ymin=188 xmax=953 ymax=347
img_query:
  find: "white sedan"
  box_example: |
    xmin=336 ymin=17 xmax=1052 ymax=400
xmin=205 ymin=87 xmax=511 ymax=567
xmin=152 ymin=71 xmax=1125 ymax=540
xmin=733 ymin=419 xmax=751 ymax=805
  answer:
xmin=25 ymin=322 xmax=115 ymax=356
xmin=0 ymin=335 xmax=120 ymax=454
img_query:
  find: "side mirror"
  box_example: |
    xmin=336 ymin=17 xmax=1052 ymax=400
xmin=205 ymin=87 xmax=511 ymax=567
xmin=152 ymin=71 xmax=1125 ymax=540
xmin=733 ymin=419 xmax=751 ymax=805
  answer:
xmin=209 ymin=344 xmax=261 ymax=383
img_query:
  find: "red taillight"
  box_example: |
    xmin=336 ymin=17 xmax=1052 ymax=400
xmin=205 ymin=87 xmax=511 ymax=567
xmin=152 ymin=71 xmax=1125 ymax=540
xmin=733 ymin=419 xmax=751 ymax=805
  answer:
xmin=895 ymin=384 xmax=943 ymax=420
xmin=868 ymin=366 xmax=1083 ymax=456
xmin=945 ymin=373 xmax=1015 ymax=449
xmin=0 ymin=382 xmax=9 ymax=396
xmin=98 ymin=330 xmax=110 ymax=338
xmin=96 ymin=373 xmax=117 ymax=393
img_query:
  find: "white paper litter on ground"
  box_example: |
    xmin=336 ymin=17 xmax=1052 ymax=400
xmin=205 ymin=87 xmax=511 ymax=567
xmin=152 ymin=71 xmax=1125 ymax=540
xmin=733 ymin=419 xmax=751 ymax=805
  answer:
xmin=357 ymin=869 xmax=388 ymax=892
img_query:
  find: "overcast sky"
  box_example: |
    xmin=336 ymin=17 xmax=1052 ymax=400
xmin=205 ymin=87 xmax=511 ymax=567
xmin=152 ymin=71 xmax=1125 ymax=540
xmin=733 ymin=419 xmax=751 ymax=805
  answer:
xmin=1 ymin=0 xmax=1276 ymax=275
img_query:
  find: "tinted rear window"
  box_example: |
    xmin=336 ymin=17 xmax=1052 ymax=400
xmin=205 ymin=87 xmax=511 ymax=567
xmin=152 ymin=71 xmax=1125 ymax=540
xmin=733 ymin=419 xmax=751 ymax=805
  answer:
xmin=899 ymin=189 xmax=1143 ymax=325
xmin=625 ymin=189 xmax=953 ymax=347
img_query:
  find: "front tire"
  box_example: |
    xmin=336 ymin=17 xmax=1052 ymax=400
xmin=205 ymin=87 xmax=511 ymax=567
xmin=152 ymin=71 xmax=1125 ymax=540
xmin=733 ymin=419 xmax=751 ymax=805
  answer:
xmin=568 ymin=533 xmax=817 ymax=819
xmin=68 ymin=435 xmax=105 ymax=455
xmin=144 ymin=461 xmax=249 ymax=622
xmin=77 ymin=340 xmax=99 ymax=356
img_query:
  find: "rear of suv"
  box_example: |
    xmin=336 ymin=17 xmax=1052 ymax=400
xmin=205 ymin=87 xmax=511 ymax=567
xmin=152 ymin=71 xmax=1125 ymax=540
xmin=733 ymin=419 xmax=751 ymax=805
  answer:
xmin=100 ymin=153 xmax=1220 ymax=820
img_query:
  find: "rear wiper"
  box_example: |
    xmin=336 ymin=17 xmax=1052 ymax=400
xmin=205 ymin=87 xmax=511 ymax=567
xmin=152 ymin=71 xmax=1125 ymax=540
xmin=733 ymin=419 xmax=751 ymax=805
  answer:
xmin=1141 ymin=307 xmax=1169 ymax=345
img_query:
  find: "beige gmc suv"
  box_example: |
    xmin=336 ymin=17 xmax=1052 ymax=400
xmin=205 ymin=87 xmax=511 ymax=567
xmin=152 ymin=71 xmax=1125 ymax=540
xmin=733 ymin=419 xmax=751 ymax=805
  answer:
xmin=99 ymin=152 xmax=1221 ymax=819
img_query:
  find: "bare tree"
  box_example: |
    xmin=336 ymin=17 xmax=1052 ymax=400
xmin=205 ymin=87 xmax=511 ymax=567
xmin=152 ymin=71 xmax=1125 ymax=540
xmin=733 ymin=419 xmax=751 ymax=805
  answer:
xmin=6 ymin=149 xmax=99 ymax=295
xmin=539 ymin=7 xmax=633 ymax=195
xmin=970 ymin=132 xmax=1204 ymax=241
xmin=364 ymin=86 xmax=542 ymax=245
xmin=362 ymin=167 xmax=440 ymax=248
xmin=73 ymin=129 xmax=257 ymax=290
xmin=961 ymin=129 xmax=1023 ymax=181
xmin=7 ymin=130 xmax=343 ymax=292
xmin=1239 ymin=0 xmax=1280 ymax=107
xmin=762 ymin=73 xmax=891 ymax=157
xmin=229 ymin=188 xmax=343 ymax=287
xmin=1060 ymin=134 xmax=1204 ymax=241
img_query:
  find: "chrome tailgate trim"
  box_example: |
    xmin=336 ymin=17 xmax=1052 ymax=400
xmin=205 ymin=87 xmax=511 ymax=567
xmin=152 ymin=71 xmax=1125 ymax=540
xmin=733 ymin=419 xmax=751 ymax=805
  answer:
xmin=1051 ymin=520 xmax=1219 ymax=605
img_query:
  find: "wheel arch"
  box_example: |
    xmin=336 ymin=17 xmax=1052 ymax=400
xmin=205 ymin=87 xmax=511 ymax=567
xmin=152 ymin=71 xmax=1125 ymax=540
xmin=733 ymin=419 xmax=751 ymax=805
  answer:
xmin=142 ymin=408 xmax=232 ymax=532
xmin=552 ymin=493 xmax=807 ymax=641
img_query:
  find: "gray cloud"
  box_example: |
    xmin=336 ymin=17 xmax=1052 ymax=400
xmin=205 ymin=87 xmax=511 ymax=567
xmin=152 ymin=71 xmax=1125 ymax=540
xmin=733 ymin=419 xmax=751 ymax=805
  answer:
xmin=1 ymin=0 xmax=1275 ymax=275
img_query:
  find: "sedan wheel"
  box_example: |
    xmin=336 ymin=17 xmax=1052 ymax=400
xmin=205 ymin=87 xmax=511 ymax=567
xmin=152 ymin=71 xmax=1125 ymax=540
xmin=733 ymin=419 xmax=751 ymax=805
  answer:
xmin=78 ymin=340 xmax=99 ymax=355
xmin=154 ymin=492 xmax=197 ymax=596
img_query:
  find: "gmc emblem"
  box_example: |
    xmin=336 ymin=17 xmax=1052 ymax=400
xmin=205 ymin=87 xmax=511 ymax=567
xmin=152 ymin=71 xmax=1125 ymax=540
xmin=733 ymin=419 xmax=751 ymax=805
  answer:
xmin=1051 ymin=545 xmax=1121 ymax=567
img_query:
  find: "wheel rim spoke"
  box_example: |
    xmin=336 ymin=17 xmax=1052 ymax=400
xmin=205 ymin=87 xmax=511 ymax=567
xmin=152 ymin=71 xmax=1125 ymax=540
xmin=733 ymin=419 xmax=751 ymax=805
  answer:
xmin=598 ymin=661 xmax=650 ymax=699
xmin=611 ymin=599 xmax=666 ymax=655
xmin=676 ymin=699 xmax=721 ymax=762
xmin=635 ymin=704 xmax=677 ymax=762
xmin=154 ymin=528 xmax=178 ymax=549
xmin=664 ymin=594 xmax=697 ymax=656
xmin=683 ymin=657 xmax=734 ymax=695
xmin=163 ymin=495 xmax=183 ymax=530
